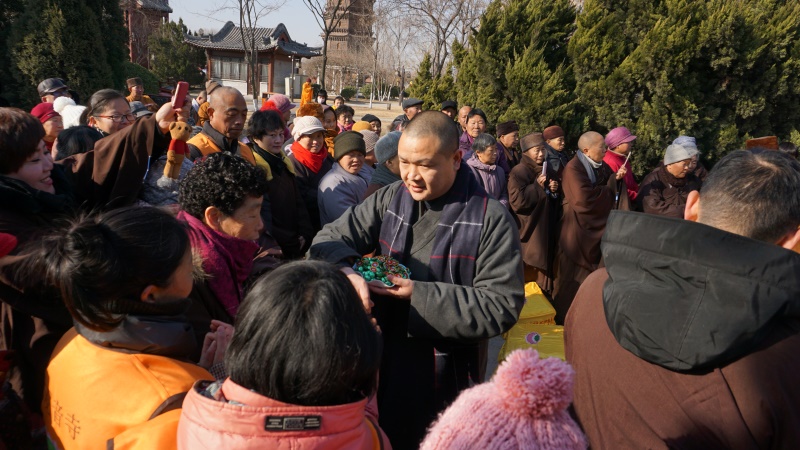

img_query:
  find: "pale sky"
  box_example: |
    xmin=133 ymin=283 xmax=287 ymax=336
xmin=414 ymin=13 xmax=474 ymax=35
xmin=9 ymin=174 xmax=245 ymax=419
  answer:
xmin=169 ymin=0 xmax=324 ymax=47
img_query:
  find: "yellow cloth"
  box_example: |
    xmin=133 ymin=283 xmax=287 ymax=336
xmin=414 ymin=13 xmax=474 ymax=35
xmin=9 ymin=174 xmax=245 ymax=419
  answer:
xmin=300 ymin=81 xmax=314 ymax=107
xmin=43 ymin=329 xmax=211 ymax=450
xmin=498 ymin=282 xmax=564 ymax=363
xmin=187 ymin=132 xmax=256 ymax=165
xmin=197 ymin=102 xmax=210 ymax=127
xmin=126 ymin=93 xmax=157 ymax=111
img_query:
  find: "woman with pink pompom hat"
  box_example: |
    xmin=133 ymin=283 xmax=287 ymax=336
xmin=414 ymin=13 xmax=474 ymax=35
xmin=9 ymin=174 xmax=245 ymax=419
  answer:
xmin=420 ymin=349 xmax=586 ymax=450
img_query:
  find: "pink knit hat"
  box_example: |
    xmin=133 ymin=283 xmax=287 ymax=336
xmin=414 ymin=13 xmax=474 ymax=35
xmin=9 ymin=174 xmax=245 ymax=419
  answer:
xmin=420 ymin=349 xmax=586 ymax=450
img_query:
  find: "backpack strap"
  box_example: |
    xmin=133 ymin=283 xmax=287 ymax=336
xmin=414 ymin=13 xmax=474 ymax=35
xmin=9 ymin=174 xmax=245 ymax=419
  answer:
xmin=148 ymin=392 xmax=188 ymax=420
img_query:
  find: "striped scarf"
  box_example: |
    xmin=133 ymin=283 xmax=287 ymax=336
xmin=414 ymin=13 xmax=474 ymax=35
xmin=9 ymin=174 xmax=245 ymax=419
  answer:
xmin=379 ymin=162 xmax=487 ymax=286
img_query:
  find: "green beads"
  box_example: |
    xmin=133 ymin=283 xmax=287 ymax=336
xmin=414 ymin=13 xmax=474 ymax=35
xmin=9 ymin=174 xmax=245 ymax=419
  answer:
xmin=353 ymin=255 xmax=411 ymax=287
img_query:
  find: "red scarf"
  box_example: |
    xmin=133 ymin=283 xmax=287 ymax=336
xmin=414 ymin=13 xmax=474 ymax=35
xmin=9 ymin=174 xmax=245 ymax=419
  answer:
xmin=177 ymin=211 xmax=258 ymax=318
xmin=291 ymin=140 xmax=328 ymax=174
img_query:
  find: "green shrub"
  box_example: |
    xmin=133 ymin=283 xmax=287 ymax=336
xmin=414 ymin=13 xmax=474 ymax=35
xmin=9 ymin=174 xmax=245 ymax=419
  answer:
xmin=340 ymin=87 xmax=357 ymax=100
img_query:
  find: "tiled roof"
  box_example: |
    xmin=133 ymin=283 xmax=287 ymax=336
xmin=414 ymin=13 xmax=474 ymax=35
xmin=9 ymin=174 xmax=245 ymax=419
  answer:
xmin=185 ymin=21 xmax=321 ymax=57
xmin=138 ymin=0 xmax=172 ymax=13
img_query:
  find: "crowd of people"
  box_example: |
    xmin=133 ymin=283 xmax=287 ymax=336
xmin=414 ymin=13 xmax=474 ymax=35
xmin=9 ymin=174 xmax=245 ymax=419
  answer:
xmin=0 ymin=74 xmax=799 ymax=449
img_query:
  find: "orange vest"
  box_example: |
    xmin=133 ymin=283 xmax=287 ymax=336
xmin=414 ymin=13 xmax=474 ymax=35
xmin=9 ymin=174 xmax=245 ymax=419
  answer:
xmin=187 ymin=132 xmax=256 ymax=165
xmin=43 ymin=328 xmax=211 ymax=450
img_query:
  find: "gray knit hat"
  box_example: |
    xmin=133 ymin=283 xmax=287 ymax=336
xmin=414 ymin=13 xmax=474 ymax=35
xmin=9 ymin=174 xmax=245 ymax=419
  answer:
xmin=664 ymin=144 xmax=694 ymax=165
xmin=375 ymin=131 xmax=402 ymax=165
xmin=360 ymin=130 xmax=380 ymax=154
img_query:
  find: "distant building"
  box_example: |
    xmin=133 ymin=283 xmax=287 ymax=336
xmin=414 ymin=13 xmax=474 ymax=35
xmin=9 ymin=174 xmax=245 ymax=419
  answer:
xmin=326 ymin=0 xmax=375 ymax=58
xmin=185 ymin=22 xmax=320 ymax=96
xmin=121 ymin=0 xmax=172 ymax=69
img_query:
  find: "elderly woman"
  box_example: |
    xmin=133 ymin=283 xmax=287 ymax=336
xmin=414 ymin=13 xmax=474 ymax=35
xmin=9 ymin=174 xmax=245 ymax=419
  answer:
xmin=638 ymin=143 xmax=702 ymax=218
xmin=318 ymin=131 xmax=373 ymax=226
xmin=466 ymin=134 xmax=508 ymax=207
xmin=458 ymin=109 xmax=509 ymax=174
xmin=288 ymin=116 xmax=334 ymax=231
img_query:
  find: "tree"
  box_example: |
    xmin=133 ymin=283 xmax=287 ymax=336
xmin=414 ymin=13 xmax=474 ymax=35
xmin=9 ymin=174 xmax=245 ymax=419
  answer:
xmin=303 ymin=0 xmax=354 ymax=90
xmin=455 ymin=0 xmax=577 ymax=132
xmin=407 ymin=53 xmax=457 ymax=109
xmin=149 ymin=19 xmax=206 ymax=85
xmin=236 ymin=0 xmax=285 ymax=100
xmin=569 ymin=0 xmax=800 ymax=175
xmin=8 ymin=0 xmax=126 ymax=107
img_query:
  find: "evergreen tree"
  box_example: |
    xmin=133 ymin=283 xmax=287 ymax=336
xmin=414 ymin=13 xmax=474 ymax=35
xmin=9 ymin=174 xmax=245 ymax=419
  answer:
xmin=569 ymin=0 xmax=800 ymax=175
xmin=149 ymin=19 xmax=206 ymax=86
xmin=0 ymin=0 xmax=27 ymax=106
xmin=407 ymin=53 xmax=457 ymax=109
xmin=9 ymin=0 xmax=119 ymax=107
xmin=455 ymin=0 xmax=578 ymax=134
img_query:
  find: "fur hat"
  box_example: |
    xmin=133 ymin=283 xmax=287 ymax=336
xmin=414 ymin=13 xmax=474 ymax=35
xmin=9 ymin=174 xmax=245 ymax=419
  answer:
xmin=496 ymin=120 xmax=519 ymax=137
xmin=352 ymin=121 xmax=372 ymax=133
xmin=605 ymin=127 xmax=637 ymax=150
xmin=297 ymin=103 xmax=324 ymax=121
xmin=126 ymin=77 xmax=143 ymax=89
xmin=520 ymin=132 xmax=545 ymax=152
xmin=61 ymin=105 xmax=86 ymax=129
xmin=664 ymin=144 xmax=694 ymax=165
xmin=360 ymin=130 xmax=380 ymax=154
xmin=375 ymin=131 xmax=402 ymax=165
xmin=543 ymin=126 xmax=564 ymax=141
xmin=420 ymin=349 xmax=586 ymax=450
xmin=333 ymin=131 xmax=366 ymax=160
xmin=291 ymin=116 xmax=325 ymax=141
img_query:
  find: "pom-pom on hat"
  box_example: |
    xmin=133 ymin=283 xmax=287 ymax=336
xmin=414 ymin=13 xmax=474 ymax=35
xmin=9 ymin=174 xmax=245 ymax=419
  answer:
xmin=605 ymin=126 xmax=637 ymax=150
xmin=30 ymin=102 xmax=61 ymax=124
xmin=291 ymin=116 xmax=325 ymax=141
xmin=543 ymin=126 xmax=564 ymax=141
xmin=375 ymin=131 xmax=402 ymax=165
xmin=420 ymin=349 xmax=586 ymax=450
xmin=61 ymin=105 xmax=86 ymax=129
xmin=333 ymin=131 xmax=366 ymax=160
xmin=52 ymin=96 xmax=76 ymax=114
xmin=352 ymin=121 xmax=372 ymax=133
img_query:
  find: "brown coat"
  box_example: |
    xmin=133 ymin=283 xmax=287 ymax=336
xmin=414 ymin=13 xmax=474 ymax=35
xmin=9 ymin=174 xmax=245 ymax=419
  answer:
xmin=566 ymin=268 xmax=800 ymax=450
xmin=638 ymin=165 xmax=701 ymax=218
xmin=558 ymin=155 xmax=617 ymax=272
xmin=507 ymin=155 xmax=553 ymax=272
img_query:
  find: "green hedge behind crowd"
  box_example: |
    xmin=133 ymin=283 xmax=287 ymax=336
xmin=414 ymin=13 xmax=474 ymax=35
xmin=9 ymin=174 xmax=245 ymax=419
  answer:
xmin=408 ymin=0 xmax=800 ymax=175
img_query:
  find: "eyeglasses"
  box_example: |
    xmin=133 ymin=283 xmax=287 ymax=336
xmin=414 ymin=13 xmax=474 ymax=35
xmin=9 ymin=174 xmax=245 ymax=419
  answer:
xmin=95 ymin=113 xmax=135 ymax=123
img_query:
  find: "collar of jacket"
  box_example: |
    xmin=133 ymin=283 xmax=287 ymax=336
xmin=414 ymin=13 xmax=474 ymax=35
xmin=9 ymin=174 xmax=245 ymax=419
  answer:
xmin=202 ymin=121 xmax=240 ymax=154
xmin=602 ymin=210 xmax=800 ymax=372
xmin=75 ymin=300 xmax=197 ymax=360
xmin=0 ymin=166 xmax=75 ymax=216
xmin=250 ymin=143 xmax=296 ymax=181
xmin=520 ymin=154 xmax=543 ymax=172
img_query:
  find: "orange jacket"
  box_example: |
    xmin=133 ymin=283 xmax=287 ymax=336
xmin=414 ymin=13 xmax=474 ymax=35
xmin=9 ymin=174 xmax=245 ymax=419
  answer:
xmin=178 ymin=378 xmax=391 ymax=449
xmin=187 ymin=131 xmax=256 ymax=165
xmin=43 ymin=328 xmax=211 ymax=450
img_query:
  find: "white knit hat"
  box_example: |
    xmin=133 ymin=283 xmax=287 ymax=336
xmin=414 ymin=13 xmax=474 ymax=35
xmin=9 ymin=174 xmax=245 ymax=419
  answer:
xmin=52 ymin=96 xmax=76 ymax=114
xmin=291 ymin=116 xmax=325 ymax=141
xmin=61 ymin=104 xmax=86 ymax=129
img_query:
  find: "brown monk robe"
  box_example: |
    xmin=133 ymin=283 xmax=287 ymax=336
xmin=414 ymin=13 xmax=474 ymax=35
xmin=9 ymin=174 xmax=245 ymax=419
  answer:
xmin=551 ymin=131 xmax=627 ymax=324
xmin=508 ymin=132 xmax=557 ymax=290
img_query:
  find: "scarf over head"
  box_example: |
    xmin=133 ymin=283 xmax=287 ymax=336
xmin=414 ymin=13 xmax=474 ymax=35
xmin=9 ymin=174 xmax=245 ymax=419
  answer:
xmin=177 ymin=210 xmax=258 ymax=318
xmin=291 ymin=140 xmax=329 ymax=174
xmin=379 ymin=162 xmax=488 ymax=286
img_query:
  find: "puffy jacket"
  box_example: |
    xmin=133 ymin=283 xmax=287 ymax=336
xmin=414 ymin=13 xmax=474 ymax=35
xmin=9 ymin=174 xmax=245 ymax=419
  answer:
xmin=178 ymin=378 xmax=391 ymax=450
xmin=43 ymin=317 xmax=211 ymax=450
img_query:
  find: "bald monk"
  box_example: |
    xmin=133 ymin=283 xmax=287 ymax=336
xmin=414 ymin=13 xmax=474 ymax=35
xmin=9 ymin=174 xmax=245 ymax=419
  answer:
xmin=310 ymin=111 xmax=524 ymax=449
xmin=551 ymin=131 xmax=627 ymax=323
xmin=187 ymin=86 xmax=254 ymax=164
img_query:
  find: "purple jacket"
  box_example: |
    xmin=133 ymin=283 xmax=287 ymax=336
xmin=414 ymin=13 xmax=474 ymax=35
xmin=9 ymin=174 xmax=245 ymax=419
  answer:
xmin=459 ymin=132 xmax=510 ymax=175
xmin=466 ymin=154 xmax=508 ymax=207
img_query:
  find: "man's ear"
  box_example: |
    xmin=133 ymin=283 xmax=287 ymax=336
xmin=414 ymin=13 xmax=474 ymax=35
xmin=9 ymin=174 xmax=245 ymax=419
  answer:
xmin=204 ymin=206 xmax=223 ymax=232
xmin=776 ymin=227 xmax=800 ymax=253
xmin=684 ymin=190 xmax=700 ymax=222
xmin=452 ymin=147 xmax=462 ymax=168
xmin=140 ymin=284 xmax=157 ymax=303
xmin=207 ymin=106 xmax=215 ymax=121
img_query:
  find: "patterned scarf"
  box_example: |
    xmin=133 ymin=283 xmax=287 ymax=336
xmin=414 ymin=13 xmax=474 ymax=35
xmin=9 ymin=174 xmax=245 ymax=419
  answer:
xmin=177 ymin=211 xmax=258 ymax=318
xmin=291 ymin=140 xmax=329 ymax=174
xmin=378 ymin=162 xmax=487 ymax=286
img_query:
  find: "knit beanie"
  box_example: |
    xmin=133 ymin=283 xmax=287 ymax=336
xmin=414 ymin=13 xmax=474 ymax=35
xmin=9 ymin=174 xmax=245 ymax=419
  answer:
xmin=61 ymin=105 xmax=86 ymax=129
xmin=360 ymin=130 xmax=380 ymax=153
xmin=672 ymin=135 xmax=700 ymax=156
xmin=333 ymin=131 xmax=366 ymax=160
xmin=496 ymin=120 xmax=519 ymax=137
xmin=352 ymin=121 xmax=372 ymax=132
xmin=297 ymin=103 xmax=324 ymax=121
xmin=542 ymin=126 xmax=564 ymax=141
xmin=420 ymin=349 xmax=586 ymax=450
xmin=663 ymin=144 xmax=693 ymax=165
xmin=375 ymin=131 xmax=402 ymax=165
xmin=292 ymin=116 xmax=325 ymax=141
xmin=266 ymin=94 xmax=296 ymax=114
